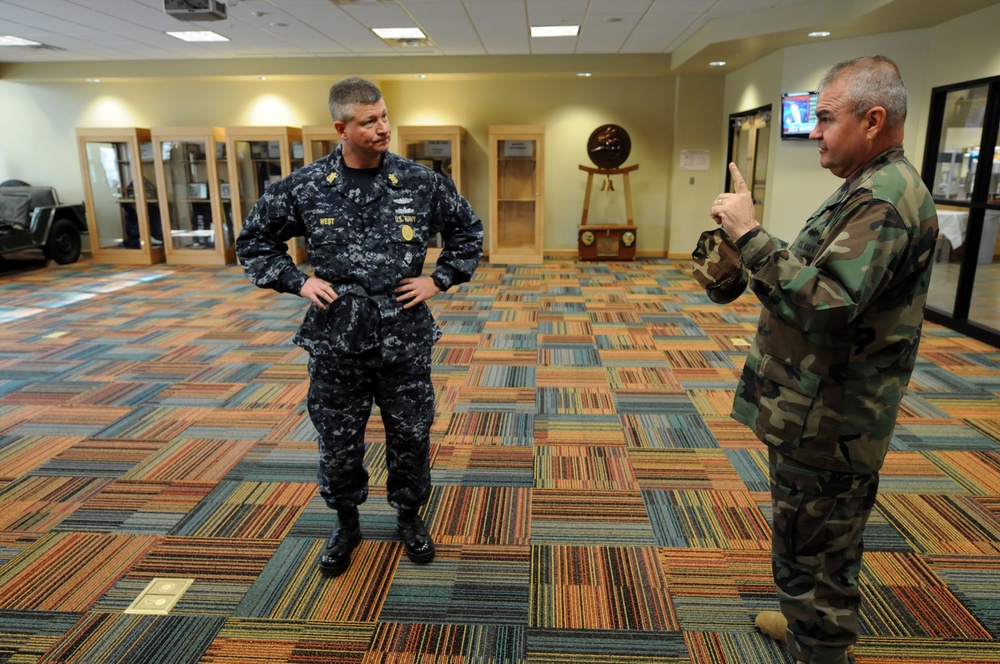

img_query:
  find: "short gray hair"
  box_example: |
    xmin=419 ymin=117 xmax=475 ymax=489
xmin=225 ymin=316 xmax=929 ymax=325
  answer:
xmin=328 ymin=77 xmax=383 ymax=123
xmin=818 ymin=55 xmax=907 ymax=130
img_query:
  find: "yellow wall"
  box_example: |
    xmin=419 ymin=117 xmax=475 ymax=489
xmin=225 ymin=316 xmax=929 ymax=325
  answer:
xmin=2 ymin=2 xmax=1000 ymax=259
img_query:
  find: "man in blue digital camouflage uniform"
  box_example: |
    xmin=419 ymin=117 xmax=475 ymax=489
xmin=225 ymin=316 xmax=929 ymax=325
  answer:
xmin=237 ymin=77 xmax=483 ymax=577
xmin=707 ymin=56 xmax=938 ymax=663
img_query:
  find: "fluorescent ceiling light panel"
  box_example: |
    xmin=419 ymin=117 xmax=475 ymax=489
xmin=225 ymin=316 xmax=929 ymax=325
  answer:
xmin=530 ymin=25 xmax=579 ymax=37
xmin=0 ymin=35 xmax=42 ymax=46
xmin=372 ymin=27 xmax=426 ymax=40
xmin=166 ymin=31 xmax=230 ymax=42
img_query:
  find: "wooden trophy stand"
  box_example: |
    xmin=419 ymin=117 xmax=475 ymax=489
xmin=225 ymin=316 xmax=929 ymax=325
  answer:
xmin=578 ymin=164 xmax=638 ymax=260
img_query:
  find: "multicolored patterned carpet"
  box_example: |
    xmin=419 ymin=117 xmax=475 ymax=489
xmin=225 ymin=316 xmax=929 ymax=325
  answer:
xmin=0 ymin=256 xmax=998 ymax=663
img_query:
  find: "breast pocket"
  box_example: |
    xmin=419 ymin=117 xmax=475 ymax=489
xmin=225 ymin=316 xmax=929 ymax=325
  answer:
xmin=755 ymin=355 xmax=822 ymax=444
xmin=307 ymin=217 xmax=352 ymax=274
xmin=387 ymin=218 xmax=429 ymax=270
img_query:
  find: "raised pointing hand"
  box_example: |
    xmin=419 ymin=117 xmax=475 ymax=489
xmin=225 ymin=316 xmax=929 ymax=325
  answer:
xmin=710 ymin=162 xmax=759 ymax=240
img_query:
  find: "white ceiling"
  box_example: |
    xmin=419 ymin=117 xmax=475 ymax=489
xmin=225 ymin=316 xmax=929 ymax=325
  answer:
xmin=1 ymin=0 xmax=997 ymax=75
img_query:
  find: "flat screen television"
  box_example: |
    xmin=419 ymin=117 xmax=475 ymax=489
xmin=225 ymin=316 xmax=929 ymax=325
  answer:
xmin=781 ymin=91 xmax=817 ymax=139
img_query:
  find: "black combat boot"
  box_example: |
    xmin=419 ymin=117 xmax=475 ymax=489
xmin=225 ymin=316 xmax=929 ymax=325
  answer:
xmin=318 ymin=507 xmax=362 ymax=577
xmin=396 ymin=508 xmax=434 ymax=564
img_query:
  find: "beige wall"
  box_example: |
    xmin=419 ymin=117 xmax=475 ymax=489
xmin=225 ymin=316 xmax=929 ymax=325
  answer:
xmin=2 ymin=2 xmax=999 ymax=259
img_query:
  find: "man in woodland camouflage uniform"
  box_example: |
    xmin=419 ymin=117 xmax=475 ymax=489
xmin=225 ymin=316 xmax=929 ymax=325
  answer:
xmin=707 ymin=56 xmax=938 ymax=663
xmin=237 ymin=77 xmax=483 ymax=576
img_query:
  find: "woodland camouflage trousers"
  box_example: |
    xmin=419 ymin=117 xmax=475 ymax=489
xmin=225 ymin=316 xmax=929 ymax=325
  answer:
xmin=769 ymin=449 xmax=880 ymax=664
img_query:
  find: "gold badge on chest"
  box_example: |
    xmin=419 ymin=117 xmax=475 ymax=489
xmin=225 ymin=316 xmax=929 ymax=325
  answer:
xmin=401 ymin=224 xmax=414 ymax=241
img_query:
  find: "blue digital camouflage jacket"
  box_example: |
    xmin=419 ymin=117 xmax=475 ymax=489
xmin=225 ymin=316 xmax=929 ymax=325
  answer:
xmin=236 ymin=145 xmax=483 ymax=365
xmin=731 ymin=146 xmax=939 ymax=474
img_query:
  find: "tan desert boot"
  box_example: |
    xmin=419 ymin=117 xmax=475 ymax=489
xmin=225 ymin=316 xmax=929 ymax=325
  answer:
xmin=755 ymin=611 xmax=856 ymax=657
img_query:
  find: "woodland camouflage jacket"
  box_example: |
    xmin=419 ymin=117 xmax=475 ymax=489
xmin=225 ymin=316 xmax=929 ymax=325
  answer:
xmin=236 ymin=145 xmax=483 ymax=365
xmin=731 ymin=145 xmax=939 ymax=474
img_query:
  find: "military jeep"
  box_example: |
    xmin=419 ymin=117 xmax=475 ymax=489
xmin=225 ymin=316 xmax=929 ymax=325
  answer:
xmin=0 ymin=181 xmax=88 ymax=264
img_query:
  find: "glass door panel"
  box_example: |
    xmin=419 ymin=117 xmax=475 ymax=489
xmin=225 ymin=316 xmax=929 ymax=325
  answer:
xmin=727 ymin=106 xmax=771 ymax=223
xmin=923 ymin=77 xmax=1000 ymax=347
xmin=138 ymin=141 xmax=163 ymax=247
xmin=932 ymin=85 xmax=988 ymax=202
xmin=160 ymin=140 xmax=215 ymax=250
xmin=82 ymin=140 xmax=133 ymax=250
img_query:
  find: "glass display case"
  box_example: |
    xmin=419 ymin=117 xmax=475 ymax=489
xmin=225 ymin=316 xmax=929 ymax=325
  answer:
xmin=151 ymin=126 xmax=233 ymax=265
xmin=75 ymin=127 xmax=164 ymax=265
xmin=488 ymin=125 xmax=545 ymax=264
xmin=226 ymin=126 xmax=305 ymax=263
xmin=302 ymin=125 xmax=340 ymax=164
xmin=397 ymin=125 xmax=467 ymax=262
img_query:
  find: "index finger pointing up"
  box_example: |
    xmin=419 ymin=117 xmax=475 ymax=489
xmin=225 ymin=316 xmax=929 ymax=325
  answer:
xmin=729 ymin=162 xmax=749 ymax=194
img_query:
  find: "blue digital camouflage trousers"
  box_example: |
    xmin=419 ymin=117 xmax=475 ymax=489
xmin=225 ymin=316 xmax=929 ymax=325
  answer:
xmin=307 ymin=351 xmax=434 ymax=513
xmin=769 ymin=449 xmax=880 ymax=664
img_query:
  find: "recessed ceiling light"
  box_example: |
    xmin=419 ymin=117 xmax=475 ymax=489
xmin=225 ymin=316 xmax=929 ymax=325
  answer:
xmin=577 ymin=72 xmax=592 ymax=77
xmin=530 ymin=25 xmax=579 ymax=38
xmin=254 ymin=76 xmax=267 ymax=81
xmin=808 ymin=31 xmax=831 ymax=38
xmin=85 ymin=78 xmax=101 ymax=83
xmin=709 ymin=61 xmax=727 ymax=67
xmin=166 ymin=31 xmax=230 ymax=42
xmin=0 ymin=35 xmax=42 ymax=46
xmin=413 ymin=74 xmax=427 ymax=79
xmin=372 ymin=27 xmax=426 ymax=40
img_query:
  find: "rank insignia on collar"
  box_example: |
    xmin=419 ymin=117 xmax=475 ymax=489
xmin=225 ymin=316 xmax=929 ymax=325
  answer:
xmin=326 ymin=172 xmax=338 ymax=183
xmin=388 ymin=173 xmax=399 ymax=185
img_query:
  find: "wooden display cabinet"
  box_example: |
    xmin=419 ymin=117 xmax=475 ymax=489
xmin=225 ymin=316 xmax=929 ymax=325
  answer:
xmin=151 ymin=126 xmax=234 ymax=265
xmin=225 ymin=126 xmax=306 ymax=263
xmin=302 ymin=125 xmax=340 ymax=164
xmin=75 ymin=127 xmax=165 ymax=265
xmin=397 ymin=125 xmax=467 ymax=263
xmin=488 ymin=125 xmax=545 ymax=264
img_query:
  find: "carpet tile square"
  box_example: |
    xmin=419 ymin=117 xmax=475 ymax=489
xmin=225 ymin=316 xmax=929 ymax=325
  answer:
xmin=0 ymin=531 xmax=157 ymax=612
xmin=530 ymin=544 xmax=678 ymax=630
xmin=425 ymin=485 xmax=531 ymax=545
xmin=430 ymin=445 xmax=534 ymax=487
xmin=37 ymin=612 xmax=227 ymax=664
xmin=530 ymin=489 xmax=656 ymax=545
xmin=859 ymin=551 xmax=993 ymax=639
xmin=630 ymin=449 xmax=746 ymax=491
xmin=237 ymin=537 xmax=397 ymax=622
xmin=170 ymin=480 xmax=315 ymax=539
xmin=643 ymin=489 xmax=771 ymax=550
xmin=379 ymin=543 xmax=531 ymax=625
xmin=199 ymin=618 xmax=374 ymax=663
xmin=526 ymin=627 xmax=689 ymax=663
xmin=534 ymin=445 xmax=639 ymax=490
xmin=366 ymin=622 xmax=524 ymax=664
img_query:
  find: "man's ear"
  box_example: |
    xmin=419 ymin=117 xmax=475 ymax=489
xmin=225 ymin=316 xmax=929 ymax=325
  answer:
xmin=865 ymin=106 xmax=887 ymax=139
xmin=333 ymin=120 xmax=347 ymax=140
